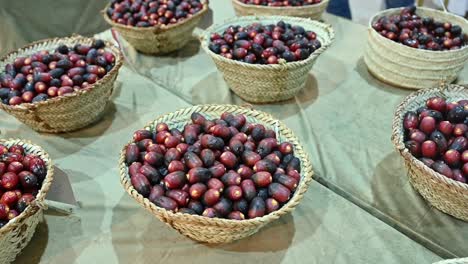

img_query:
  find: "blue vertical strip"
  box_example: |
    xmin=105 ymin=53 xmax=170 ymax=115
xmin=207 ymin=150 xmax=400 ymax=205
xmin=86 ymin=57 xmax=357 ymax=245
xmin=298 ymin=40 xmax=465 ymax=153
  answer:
xmin=326 ymin=0 xmax=352 ymax=19
xmin=385 ymin=0 xmax=415 ymax=8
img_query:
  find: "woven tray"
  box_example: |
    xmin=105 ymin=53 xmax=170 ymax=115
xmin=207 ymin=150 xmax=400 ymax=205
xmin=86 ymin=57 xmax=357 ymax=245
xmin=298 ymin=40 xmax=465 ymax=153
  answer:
xmin=391 ymin=84 xmax=468 ymax=221
xmin=364 ymin=7 xmax=468 ymax=90
xmin=434 ymin=258 xmax=468 ymax=264
xmin=199 ymin=16 xmax=334 ymax=103
xmin=0 ymin=139 xmax=54 ymax=264
xmin=0 ymin=35 xmax=123 ymax=133
xmin=231 ymin=0 xmax=329 ymax=20
xmin=102 ymin=0 xmax=208 ymax=55
xmin=119 ymin=104 xmax=314 ymax=243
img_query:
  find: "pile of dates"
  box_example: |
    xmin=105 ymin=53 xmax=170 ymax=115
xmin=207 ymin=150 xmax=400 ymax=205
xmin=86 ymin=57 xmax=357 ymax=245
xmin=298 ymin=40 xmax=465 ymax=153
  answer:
xmin=0 ymin=144 xmax=47 ymax=228
xmin=125 ymin=112 xmax=302 ymax=220
xmin=0 ymin=39 xmax=115 ymax=106
xmin=372 ymin=6 xmax=466 ymax=51
xmin=209 ymin=21 xmax=322 ymax=64
xmin=107 ymin=0 xmax=204 ymax=27
xmin=404 ymin=97 xmax=468 ymax=183
xmin=239 ymin=0 xmax=322 ymax=6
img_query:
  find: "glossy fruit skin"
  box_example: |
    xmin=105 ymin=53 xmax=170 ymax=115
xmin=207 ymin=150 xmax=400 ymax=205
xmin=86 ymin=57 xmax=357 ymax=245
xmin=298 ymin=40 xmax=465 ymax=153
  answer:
xmin=188 ymin=200 xmax=204 ymax=215
xmin=251 ymin=171 xmax=272 ymax=187
xmin=227 ymin=211 xmax=245 ymax=220
xmin=138 ymin=165 xmax=161 ymax=185
xmin=166 ymin=190 xmax=190 ymax=207
xmin=213 ymin=197 xmax=233 ymax=217
xmin=421 ymin=140 xmax=438 ymax=159
xmin=202 ymin=189 xmax=221 ymax=207
xmin=432 ymin=161 xmax=453 ymax=179
xmin=202 ymin=208 xmax=217 ymax=218
xmin=268 ymin=183 xmax=291 ymax=203
xmin=221 ymin=171 xmax=242 ymax=186
xmin=154 ymin=196 xmax=178 ymax=212
xmin=225 ymin=185 xmax=243 ymax=201
xmin=187 ymin=167 xmax=212 ymax=184
xmin=149 ymin=185 xmax=165 ymax=203
xmin=248 ymin=197 xmax=266 ymax=219
xmin=404 ymin=111 xmax=419 ymax=130
xmin=125 ymin=144 xmax=140 ymax=165
xmin=189 ymin=183 xmax=207 ymax=200
xmin=265 ymin=198 xmax=280 ymax=213
xmin=207 ymin=178 xmax=224 ymax=193
xmin=131 ymin=173 xmax=151 ymax=197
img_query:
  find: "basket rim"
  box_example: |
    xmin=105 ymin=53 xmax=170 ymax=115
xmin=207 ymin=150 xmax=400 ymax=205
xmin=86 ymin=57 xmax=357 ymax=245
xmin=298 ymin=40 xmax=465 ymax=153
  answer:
xmin=391 ymin=84 xmax=468 ymax=191
xmin=200 ymin=15 xmax=335 ymax=70
xmin=231 ymin=0 xmax=329 ymax=11
xmin=368 ymin=7 xmax=468 ymax=55
xmin=101 ymin=0 xmax=209 ymax=33
xmin=0 ymin=138 xmax=54 ymax=234
xmin=0 ymin=35 xmax=123 ymax=111
xmin=119 ymin=104 xmax=315 ymax=226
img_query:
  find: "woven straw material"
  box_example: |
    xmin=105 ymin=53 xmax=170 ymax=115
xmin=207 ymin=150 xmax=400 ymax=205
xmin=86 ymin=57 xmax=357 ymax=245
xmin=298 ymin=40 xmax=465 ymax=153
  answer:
xmin=119 ymin=104 xmax=314 ymax=243
xmin=0 ymin=139 xmax=54 ymax=264
xmin=434 ymin=258 xmax=468 ymax=264
xmin=199 ymin=16 xmax=334 ymax=103
xmin=0 ymin=35 xmax=123 ymax=133
xmin=231 ymin=0 xmax=329 ymax=20
xmin=102 ymin=0 xmax=208 ymax=55
xmin=364 ymin=7 xmax=468 ymax=90
xmin=391 ymin=84 xmax=468 ymax=221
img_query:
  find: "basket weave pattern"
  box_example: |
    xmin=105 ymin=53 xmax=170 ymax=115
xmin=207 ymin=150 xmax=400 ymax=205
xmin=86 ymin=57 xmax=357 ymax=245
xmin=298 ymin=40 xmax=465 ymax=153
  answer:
xmin=433 ymin=258 xmax=468 ymax=264
xmin=102 ymin=1 xmax=208 ymax=55
xmin=0 ymin=35 xmax=123 ymax=133
xmin=391 ymin=85 xmax=468 ymax=221
xmin=119 ymin=104 xmax=314 ymax=243
xmin=364 ymin=7 xmax=468 ymax=90
xmin=200 ymin=16 xmax=334 ymax=103
xmin=231 ymin=0 xmax=329 ymax=20
xmin=0 ymin=139 xmax=54 ymax=263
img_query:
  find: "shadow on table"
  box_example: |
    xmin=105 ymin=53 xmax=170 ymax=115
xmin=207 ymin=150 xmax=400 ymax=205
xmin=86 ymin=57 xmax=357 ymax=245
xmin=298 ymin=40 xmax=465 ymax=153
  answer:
xmin=110 ymin=194 xmax=294 ymax=264
xmin=35 ymin=100 xmax=140 ymax=157
xmin=371 ymin=152 xmax=464 ymax=258
xmin=355 ymin=57 xmax=412 ymax=97
xmin=14 ymin=221 xmax=49 ymax=264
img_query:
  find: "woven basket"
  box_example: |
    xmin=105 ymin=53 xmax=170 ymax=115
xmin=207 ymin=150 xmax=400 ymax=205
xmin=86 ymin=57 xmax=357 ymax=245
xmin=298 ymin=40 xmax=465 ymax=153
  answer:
xmin=102 ymin=0 xmax=208 ymax=55
xmin=364 ymin=7 xmax=468 ymax=90
xmin=0 ymin=138 xmax=54 ymax=264
xmin=391 ymin=84 xmax=468 ymax=221
xmin=119 ymin=104 xmax=314 ymax=243
xmin=0 ymin=35 xmax=123 ymax=133
xmin=231 ymin=0 xmax=329 ymax=20
xmin=199 ymin=16 xmax=334 ymax=103
xmin=434 ymin=258 xmax=468 ymax=264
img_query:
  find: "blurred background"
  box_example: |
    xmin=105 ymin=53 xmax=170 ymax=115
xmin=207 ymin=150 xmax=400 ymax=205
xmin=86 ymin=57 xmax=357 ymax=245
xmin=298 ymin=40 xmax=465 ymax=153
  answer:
xmin=0 ymin=0 xmax=466 ymax=56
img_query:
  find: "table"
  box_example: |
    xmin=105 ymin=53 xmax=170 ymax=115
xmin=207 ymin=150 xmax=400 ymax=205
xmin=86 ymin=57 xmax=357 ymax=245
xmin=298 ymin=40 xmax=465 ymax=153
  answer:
xmin=0 ymin=1 xmax=466 ymax=263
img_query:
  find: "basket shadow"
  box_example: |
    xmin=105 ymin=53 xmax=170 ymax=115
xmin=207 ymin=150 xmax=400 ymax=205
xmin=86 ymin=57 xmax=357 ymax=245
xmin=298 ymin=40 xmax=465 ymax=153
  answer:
xmin=13 ymin=221 xmax=49 ymax=264
xmin=370 ymin=151 xmax=427 ymax=225
xmin=355 ymin=57 xmax=412 ymax=96
xmin=36 ymin=102 xmax=140 ymax=156
xmin=110 ymin=194 xmax=292 ymax=264
xmin=206 ymin=213 xmax=295 ymax=255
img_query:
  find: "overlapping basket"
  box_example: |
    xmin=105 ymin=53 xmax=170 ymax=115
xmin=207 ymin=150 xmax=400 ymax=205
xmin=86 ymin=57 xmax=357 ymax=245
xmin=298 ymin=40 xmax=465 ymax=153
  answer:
xmin=364 ymin=7 xmax=468 ymax=90
xmin=391 ymin=84 xmax=468 ymax=221
xmin=231 ymin=0 xmax=329 ymax=20
xmin=119 ymin=104 xmax=314 ymax=243
xmin=102 ymin=0 xmax=208 ymax=55
xmin=199 ymin=16 xmax=334 ymax=103
xmin=0 ymin=35 xmax=123 ymax=133
xmin=0 ymin=139 xmax=54 ymax=264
